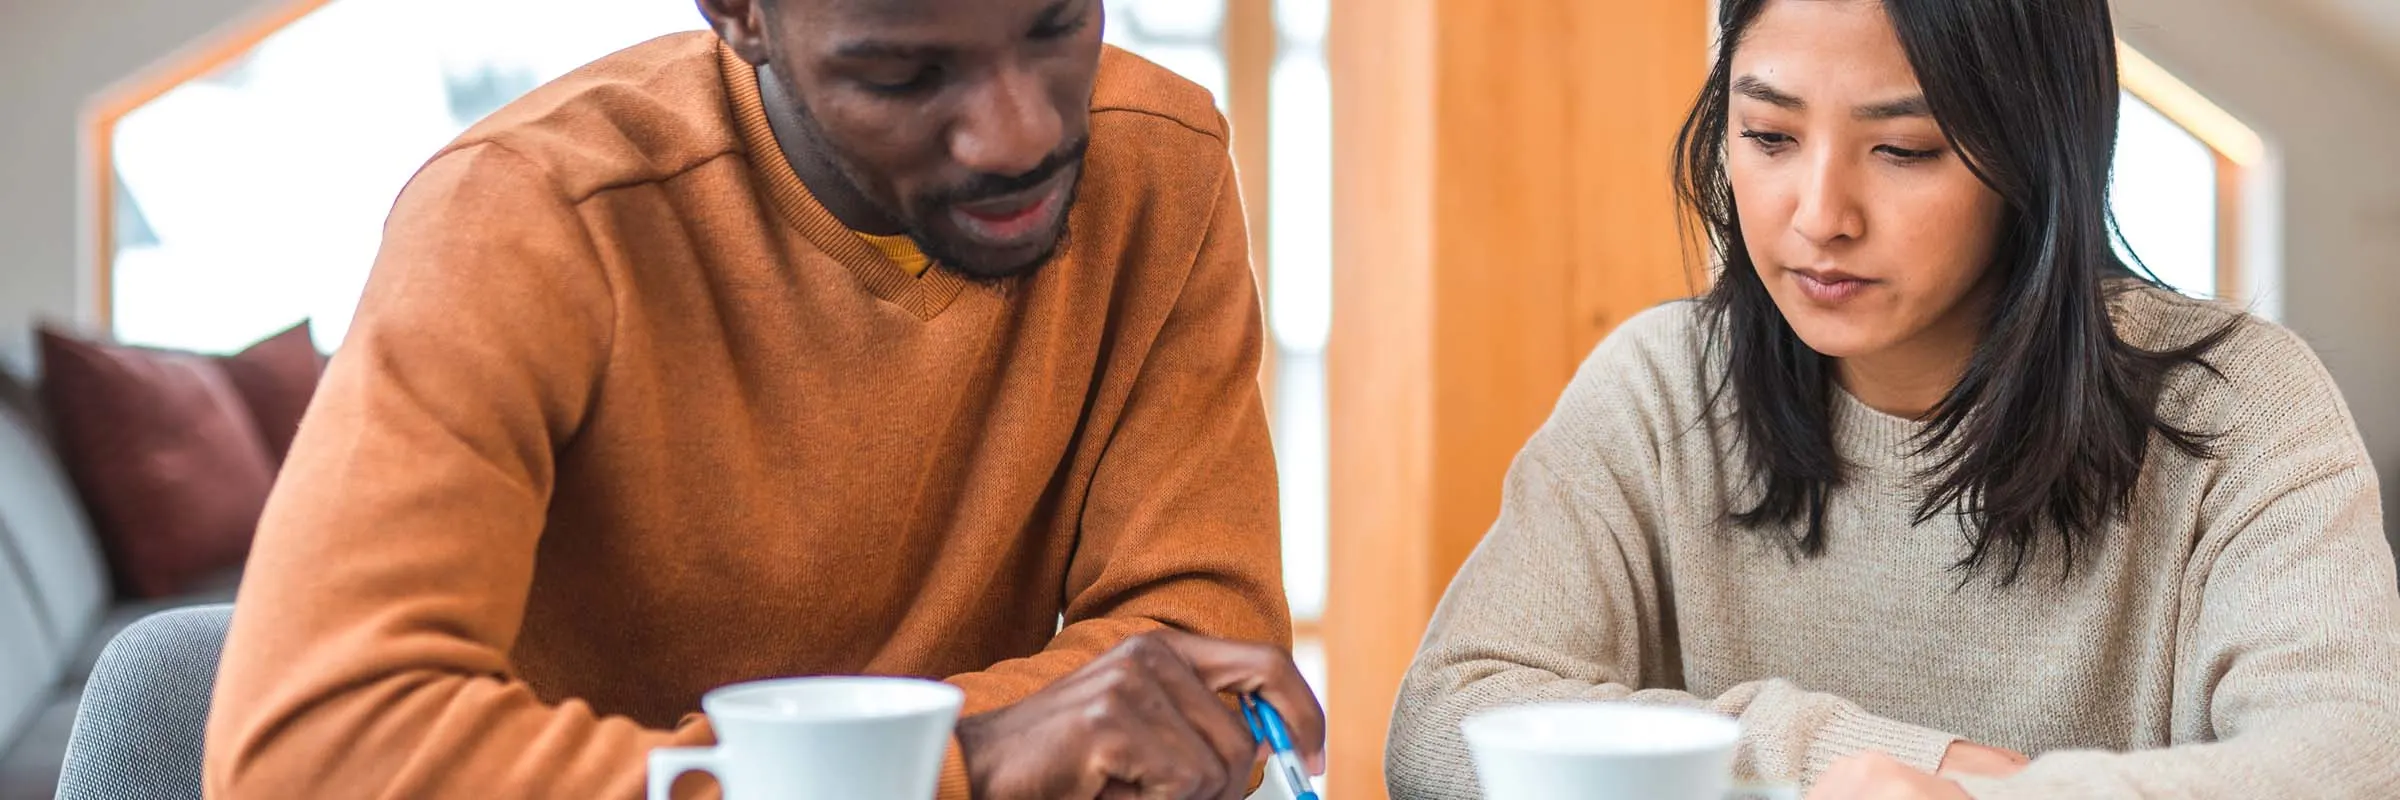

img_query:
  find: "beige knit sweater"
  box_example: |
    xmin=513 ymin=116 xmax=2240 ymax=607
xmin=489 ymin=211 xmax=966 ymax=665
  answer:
xmin=1386 ymin=287 xmax=2400 ymax=798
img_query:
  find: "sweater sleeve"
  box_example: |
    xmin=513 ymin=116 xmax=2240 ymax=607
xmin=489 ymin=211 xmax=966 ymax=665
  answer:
xmin=1954 ymin=331 xmax=2400 ymax=799
xmin=205 ymin=143 xmax=715 ymax=800
xmin=1384 ymin=315 xmax=1960 ymax=800
xmin=928 ymin=151 xmax=1291 ymax=798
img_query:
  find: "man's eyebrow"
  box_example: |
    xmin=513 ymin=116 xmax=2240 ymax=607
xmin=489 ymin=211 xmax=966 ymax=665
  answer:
xmin=1032 ymin=0 xmax=1075 ymax=30
xmin=832 ymin=40 xmax=951 ymax=61
xmin=1856 ymin=95 xmax=1932 ymax=120
xmin=1732 ymin=75 xmax=1803 ymax=110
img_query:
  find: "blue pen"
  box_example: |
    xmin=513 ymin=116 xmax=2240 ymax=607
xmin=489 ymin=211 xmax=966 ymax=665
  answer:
xmin=1241 ymin=694 xmax=1319 ymax=800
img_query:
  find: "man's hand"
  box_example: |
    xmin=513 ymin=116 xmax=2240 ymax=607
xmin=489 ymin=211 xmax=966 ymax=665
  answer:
xmin=1805 ymin=752 xmax=1971 ymax=800
xmin=1937 ymin=740 xmax=2028 ymax=779
xmin=953 ymin=629 xmax=1326 ymax=800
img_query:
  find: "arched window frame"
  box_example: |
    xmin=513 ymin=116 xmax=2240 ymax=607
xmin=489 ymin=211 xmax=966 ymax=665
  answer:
xmin=83 ymin=0 xmax=338 ymax=331
xmin=2117 ymin=42 xmax=2269 ymax=307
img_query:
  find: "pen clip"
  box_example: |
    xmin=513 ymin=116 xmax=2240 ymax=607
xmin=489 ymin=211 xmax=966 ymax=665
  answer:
xmin=1238 ymin=694 xmax=1267 ymax=743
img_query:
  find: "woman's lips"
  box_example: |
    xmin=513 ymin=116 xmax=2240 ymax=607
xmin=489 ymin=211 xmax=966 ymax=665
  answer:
xmin=1788 ymin=267 xmax=1875 ymax=304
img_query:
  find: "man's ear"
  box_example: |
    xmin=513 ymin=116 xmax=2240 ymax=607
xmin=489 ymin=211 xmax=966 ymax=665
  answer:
xmin=696 ymin=0 xmax=772 ymax=65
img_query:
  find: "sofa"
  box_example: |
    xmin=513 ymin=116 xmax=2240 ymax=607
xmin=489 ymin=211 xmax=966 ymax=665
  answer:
xmin=0 ymin=319 xmax=316 ymax=800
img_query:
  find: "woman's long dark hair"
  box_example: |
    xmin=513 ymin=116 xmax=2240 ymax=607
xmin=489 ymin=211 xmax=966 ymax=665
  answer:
xmin=1674 ymin=0 xmax=2239 ymax=584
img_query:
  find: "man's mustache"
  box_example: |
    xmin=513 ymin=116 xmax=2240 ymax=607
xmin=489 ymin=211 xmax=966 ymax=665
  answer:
xmin=922 ymin=137 xmax=1091 ymax=208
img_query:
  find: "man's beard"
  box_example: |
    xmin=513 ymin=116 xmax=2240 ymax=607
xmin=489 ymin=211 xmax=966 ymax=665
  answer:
xmin=803 ymin=110 xmax=1089 ymax=283
xmin=898 ymin=139 xmax=1088 ymax=283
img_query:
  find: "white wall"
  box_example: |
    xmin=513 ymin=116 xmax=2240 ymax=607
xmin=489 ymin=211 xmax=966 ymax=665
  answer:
xmin=0 ymin=0 xmax=277 ymax=378
xmin=2115 ymin=0 xmax=2400 ymax=552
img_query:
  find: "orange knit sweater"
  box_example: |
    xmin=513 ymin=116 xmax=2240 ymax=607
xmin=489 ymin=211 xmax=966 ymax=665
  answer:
xmin=204 ymin=33 xmax=1287 ymax=799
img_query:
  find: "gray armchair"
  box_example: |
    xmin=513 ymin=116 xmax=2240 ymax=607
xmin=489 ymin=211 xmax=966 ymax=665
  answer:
xmin=53 ymin=603 xmax=230 ymax=800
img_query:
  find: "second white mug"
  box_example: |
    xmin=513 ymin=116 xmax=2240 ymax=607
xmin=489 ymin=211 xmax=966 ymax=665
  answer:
xmin=648 ymin=675 xmax=964 ymax=800
xmin=1463 ymin=701 xmax=1743 ymax=800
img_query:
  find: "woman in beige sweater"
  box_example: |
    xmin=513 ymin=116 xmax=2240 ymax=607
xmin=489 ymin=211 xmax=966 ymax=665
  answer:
xmin=1384 ymin=1 xmax=2400 ymax=798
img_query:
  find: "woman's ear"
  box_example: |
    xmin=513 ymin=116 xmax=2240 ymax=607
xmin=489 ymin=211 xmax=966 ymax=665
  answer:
xmin=696 ymin=0 xmax=773 ymax=66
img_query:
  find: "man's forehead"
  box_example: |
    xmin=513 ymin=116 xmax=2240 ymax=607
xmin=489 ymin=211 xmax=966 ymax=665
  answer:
xmin=809 ymin=0 xmax=951 ymax=21
xmin=787 ymin=0 xmax=1071 ymax=29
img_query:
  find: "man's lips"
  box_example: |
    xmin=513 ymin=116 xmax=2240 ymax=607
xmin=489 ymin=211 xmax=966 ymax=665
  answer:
xmin=947 ymin=174 xmax=1067 ymax=246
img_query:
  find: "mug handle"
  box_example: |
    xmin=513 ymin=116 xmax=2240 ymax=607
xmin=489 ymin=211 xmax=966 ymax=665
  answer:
xmin=648 ymin=746 xmax=725 ymax=800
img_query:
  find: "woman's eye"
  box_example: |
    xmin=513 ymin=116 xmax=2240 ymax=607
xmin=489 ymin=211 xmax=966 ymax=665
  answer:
xmin=1876 ymin=144 xmax=1944 ymax=163
xmin=1738 ymin=130 xmax=1795 ymax=152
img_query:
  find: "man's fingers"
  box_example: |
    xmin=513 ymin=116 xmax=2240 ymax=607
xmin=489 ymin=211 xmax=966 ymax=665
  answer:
xmin=1129 ymin=637 xmax=1261 ymax=799
xmin=1151 ymin=630 xmax=1328 ymax=773
xmin=1097 ymin=662 xmax=1232 ymax=800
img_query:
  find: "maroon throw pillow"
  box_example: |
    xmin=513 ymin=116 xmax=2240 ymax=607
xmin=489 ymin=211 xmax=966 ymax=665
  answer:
xmin=217 ymin=321 xmax=326 ymax=463
xmin=37 ymin=326 xmax=275 ymax=598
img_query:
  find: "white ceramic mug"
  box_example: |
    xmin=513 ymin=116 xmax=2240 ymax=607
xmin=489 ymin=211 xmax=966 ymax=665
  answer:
xmin=648 ymin=676 xmax=964 ymax=800
xmin=1463 ymin=702 xmax=1744 ymax=800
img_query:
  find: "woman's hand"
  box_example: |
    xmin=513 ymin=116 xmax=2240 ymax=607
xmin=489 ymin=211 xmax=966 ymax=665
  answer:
xmin=1804 ymin=752 xmax=1971 ymax=800
xmin=1938 ymin=740 xmax=2029 ymax=779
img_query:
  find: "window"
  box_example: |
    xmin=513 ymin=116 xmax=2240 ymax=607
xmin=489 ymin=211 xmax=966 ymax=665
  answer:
xmin=105 ymin=0 xmax=703 ymax=354
xmin=1267 ymin=0 xmax=1331 ymax=629
xmin=1103 ymin=0 xmax=1332 ymax=703
xmin=2111 ymin=43 xmax=2267 ymax=305
xmin=1102 ymin=1 xmax=1334 ymax=627
xmin=1101 ymin=1 xmax=1230 ymax=105
xmin=2112 ymin=91 xmax=2219 ymax=297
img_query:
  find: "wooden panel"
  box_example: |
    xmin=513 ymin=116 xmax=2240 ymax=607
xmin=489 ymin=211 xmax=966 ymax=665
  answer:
xmin=1426 ymin=0 xmax=1580 ymax=578
xmin=1325 ymin=0 xmax=1706 ymax=796
xmin=1566 ymin=0 xmax=1712 ymax=358
xmin=1325 ymin=0 xmax=1439 ymax=793
xmin=1224 ymin=0 xmax=1279 ymax=399
xmin=87 ymin=118 xmax=116 ymax=331
xmin=2215 ymin=152 xmax=2243 ymax=303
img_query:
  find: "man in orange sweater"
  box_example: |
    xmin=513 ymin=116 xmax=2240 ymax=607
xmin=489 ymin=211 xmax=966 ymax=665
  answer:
xmin=202 ymin=0 xmax=1322 ymax=797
